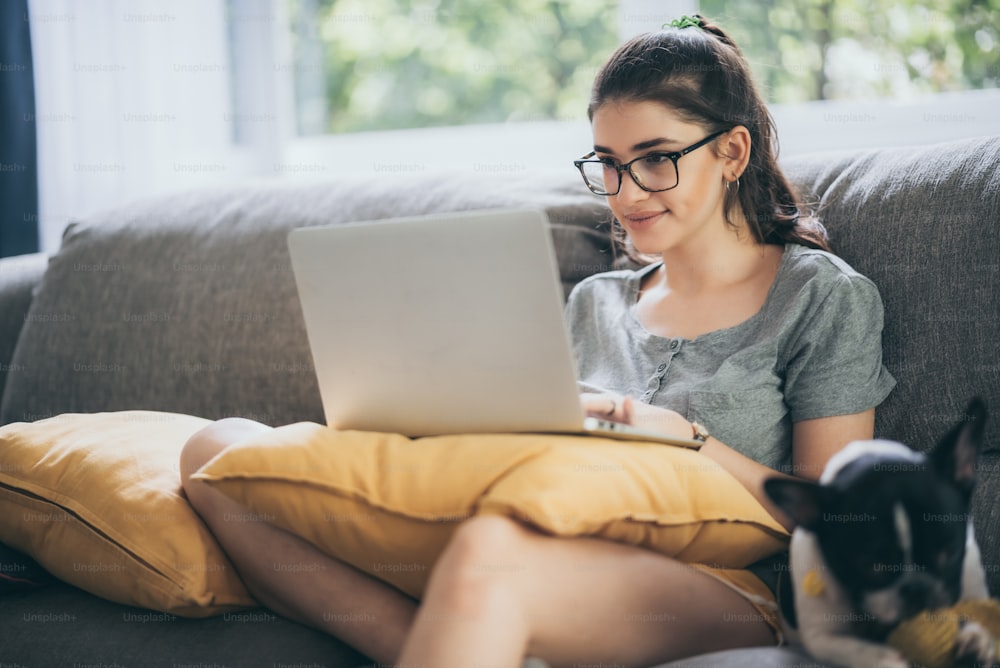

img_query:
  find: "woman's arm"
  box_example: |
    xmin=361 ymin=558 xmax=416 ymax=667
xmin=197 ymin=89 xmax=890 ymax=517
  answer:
xmin=699 ymin=410 xmax=875 ymax=531
xmin=581 ymin=393 xmax=876 ymax=532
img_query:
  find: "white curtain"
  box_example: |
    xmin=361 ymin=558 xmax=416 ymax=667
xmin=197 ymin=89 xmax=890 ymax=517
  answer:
xmin=27 ymin=0 xmax=257 ymax=251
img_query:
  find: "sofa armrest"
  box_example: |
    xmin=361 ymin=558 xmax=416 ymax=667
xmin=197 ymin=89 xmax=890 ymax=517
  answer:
xmin=0 ymin=253 xmax=48 ymax=420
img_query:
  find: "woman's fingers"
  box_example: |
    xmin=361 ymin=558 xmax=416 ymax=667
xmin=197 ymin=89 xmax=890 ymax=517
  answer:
xmin=580 ymin=392 xmax=633 ymax=424
xmin=620 ymin=394 xmax=635 ymax=424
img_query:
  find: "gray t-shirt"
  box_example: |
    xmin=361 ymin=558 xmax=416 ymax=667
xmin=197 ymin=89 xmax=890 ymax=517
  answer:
xmin=565 ymin=243 xmax=896 ymax=473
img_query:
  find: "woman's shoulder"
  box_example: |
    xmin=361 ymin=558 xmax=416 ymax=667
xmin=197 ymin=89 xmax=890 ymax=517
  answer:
xmin=777 ymin=243 xmax=880 ymax=296
xmin=768 ymin=243 xmax=886 ymax=331
xmin=781 ymin=243 xmax=870 ymax=280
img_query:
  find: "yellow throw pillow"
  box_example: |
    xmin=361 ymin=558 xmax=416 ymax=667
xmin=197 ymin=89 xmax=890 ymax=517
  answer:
xmin=194 ymin=423 xmax=789 ymax=598
xmin=0 ymin=412 xmax=256 ymax=617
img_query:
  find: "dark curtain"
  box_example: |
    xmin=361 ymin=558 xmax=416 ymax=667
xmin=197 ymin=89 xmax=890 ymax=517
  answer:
xmin=0 ymin=0 xmax=39 ymax=257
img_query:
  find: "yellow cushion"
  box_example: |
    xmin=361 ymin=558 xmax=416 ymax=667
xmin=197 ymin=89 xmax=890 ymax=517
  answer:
xmin=194 ymin=423 xmax=789 ymax=598
xmin=0 ymin=412 xmax=256 ymax=617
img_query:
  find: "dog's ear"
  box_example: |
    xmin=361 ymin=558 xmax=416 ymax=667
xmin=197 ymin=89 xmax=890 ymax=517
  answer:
xmin=763 ymin=477 xmax=830 ymax=530
xmin=930 ymin=397 xmax=987 ymax=495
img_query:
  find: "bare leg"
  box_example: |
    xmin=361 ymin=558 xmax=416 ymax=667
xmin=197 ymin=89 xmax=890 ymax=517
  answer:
xmin=399 ymin=514 xmax=775 ymax=668
xmin=179 ymin=418 xmax=417 ymax=665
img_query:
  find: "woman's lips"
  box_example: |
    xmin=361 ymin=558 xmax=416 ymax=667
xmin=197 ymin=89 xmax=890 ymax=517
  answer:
xmin=623 ymin=211 xmax=667 ymax=229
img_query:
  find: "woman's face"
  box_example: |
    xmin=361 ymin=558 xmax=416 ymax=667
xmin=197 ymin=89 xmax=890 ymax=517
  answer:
xmin=590 ymin=100 xmax=730 ymax=256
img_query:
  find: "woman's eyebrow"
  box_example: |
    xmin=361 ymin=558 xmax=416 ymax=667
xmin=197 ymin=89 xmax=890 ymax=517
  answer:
xmin=593 ymin=137 xmax=679 ymax=155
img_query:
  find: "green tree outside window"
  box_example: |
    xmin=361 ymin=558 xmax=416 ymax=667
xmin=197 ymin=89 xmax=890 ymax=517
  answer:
xmin=702 ymin=0 xmax=999 ymax=102
xmin=290 ymin=0 xmax=618 ymax=134
xmin=288 ymin=0 xmax=999 ymax=134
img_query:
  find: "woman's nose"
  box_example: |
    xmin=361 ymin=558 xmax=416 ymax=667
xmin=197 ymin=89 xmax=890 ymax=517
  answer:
xmin=614 ymin=170 xmax=650 ymax=206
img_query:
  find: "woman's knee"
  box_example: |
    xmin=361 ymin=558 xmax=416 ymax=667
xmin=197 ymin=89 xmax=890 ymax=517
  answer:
xmin=427 ymin=515 xmax=532 ymax=611
xmin=179 ymin=417 xmax=272 ymax=492
xmin=446 ymin=515 xmax=529 ymax=566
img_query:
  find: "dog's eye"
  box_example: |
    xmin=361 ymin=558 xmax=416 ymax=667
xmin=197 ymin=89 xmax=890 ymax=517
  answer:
xmin=936 ymin=548 xmax=961 ymax=569
xmin=854 ymin=556 xmax=895 ymax=585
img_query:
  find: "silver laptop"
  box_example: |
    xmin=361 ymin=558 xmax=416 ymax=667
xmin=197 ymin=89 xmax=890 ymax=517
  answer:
xmin=287 ymin=209 xmax=702 ymax=448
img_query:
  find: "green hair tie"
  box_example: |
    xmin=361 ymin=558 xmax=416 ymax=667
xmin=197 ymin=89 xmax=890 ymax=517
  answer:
xmin=664 ymin=15 xmax=701 ymax=30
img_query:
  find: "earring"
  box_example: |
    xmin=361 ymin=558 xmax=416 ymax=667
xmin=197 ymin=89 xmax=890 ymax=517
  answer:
xmin=724 ymin=177 xmax=741 ymax=193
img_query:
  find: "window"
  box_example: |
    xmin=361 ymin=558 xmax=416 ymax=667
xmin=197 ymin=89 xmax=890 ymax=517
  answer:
xmin=284 ymin=0 xmax=998 ymax=144
xmin=287 ymin=0 xmax=619 ymax=134
xmin=701 ymin=0 xmax=1000 ymax=103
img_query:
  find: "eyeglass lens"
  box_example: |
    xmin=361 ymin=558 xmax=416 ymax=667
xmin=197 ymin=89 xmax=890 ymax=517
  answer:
xmin=580 ymin=155 xmax=678 ymax=195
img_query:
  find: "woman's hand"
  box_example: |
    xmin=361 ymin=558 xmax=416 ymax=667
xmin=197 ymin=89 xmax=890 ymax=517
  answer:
xmin=580 ymin=392 xmax=635 ymax=424
xmin=580 ymin=393 xmax=693 ymax=439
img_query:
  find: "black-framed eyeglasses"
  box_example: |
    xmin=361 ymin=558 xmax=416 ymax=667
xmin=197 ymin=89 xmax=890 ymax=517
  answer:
xmin=573 ymin=130 xmax=727 ymax=196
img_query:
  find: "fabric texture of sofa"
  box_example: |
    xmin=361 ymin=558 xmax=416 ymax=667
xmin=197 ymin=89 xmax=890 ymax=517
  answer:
xmin=0 ymin=135 xmax=997 ymax=667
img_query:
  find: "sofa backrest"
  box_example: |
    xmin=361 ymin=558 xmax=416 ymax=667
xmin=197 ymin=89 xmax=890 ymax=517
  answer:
xmin=2 ymin=137 xmax=997 ymax=456
xmin=0 ymin=171 xmax=614 ymax=426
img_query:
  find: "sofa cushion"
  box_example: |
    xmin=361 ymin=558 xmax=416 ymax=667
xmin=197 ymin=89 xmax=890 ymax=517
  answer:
xmin=0 ymin=411 xmax=255 ymax=616
xmin=654 ymin=646 xmax=824 ymax=667
xmin=193 ymin=422 xmax=789 ymax=599
xmin=0 ymin=580 xmax=370 ymax=668
xmin=782 ymin=136 xmax=1000 ymax=456
xmin=0 ymin=172 xmax=612 ymax=426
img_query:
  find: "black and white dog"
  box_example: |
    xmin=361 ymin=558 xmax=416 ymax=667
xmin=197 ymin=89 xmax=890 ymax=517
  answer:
xmin=765 ymin=398 xmax=994 ymax=668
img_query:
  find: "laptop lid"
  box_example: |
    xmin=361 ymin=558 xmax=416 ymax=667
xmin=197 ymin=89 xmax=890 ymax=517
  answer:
xmin=287 ymin=209 xmax=589 ymax=437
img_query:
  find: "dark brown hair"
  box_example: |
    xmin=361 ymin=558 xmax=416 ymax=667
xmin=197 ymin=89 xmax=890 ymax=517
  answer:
xmin=589 ymin=15 xmax=830 ymax=260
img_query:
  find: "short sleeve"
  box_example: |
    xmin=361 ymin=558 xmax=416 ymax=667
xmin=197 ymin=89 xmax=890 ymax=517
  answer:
xmin=783 ymin=274 xmax=896 ymax=422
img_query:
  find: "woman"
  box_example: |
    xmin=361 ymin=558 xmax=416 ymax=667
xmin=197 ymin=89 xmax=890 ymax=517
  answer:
xmin=180 ymin=15 xmax=894 ymax=667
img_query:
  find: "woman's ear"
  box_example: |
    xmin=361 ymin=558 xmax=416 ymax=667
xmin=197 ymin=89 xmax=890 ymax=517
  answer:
xmin=719 ymin=125 xmax=751 ymax=180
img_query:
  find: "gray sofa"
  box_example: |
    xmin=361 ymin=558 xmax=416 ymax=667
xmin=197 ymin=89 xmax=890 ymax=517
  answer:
xmin=0 ymin=136 xmax=997 ymax=667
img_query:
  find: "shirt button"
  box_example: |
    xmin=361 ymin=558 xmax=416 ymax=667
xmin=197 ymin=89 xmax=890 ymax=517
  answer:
xmin=669 ymin=340 xmax=680 ymax=351
xmin=656 ymin=363 xmax=667 ymax=373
